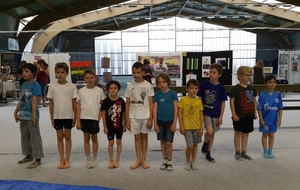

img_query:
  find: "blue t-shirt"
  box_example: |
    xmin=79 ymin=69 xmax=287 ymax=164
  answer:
xmin=197 ymin=80 xmax=228 ymax=118
xmin=153 ymin=89 xmax=178 ymax=121
xmin=257 ymin=90 xmax=283 ymax=127
xmin=19 ymin=80 xmax=41 ymax=120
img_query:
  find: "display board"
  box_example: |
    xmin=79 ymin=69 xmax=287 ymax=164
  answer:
xmin=0 ymin=53 xmax=21 ymax=75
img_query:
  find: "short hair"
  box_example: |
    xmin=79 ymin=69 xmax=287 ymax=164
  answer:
xmin=186 ymin=79 xmax=199 ymax=88
xmin=155 ymin=73 xmax=171 ymax=86
xmin=237 ymin=66 xmax=252 ymax=81
xmin=106 ymin=80 xmax=121 ymax=90
xmin=210 ymin=63 xmax=223 ymax=75
xmin=22 ymin=63 xmax=37 ymax=77
xmin=132 ymin=62 xmax=144 ymax=71
xmin=264 ymin=74 xmax=276 ymax=83
xmin=55 ymin=62 xmax=69 ymax=73
xmin=37 ymin=59 xmax=46 ymax=65
xmin=143 ymin=59 xmax=150 ymax=66
xmin=83 ymin=68 xmax=96 ymax=77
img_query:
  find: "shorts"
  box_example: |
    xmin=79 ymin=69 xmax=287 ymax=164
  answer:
xmin=204 ymin=116 xmax=220 ymax=133
xmin=107 ymin=127 xmax=123 ymax=140
xmin=130 ymin=118 xmax=151 ymax=135
xmin=184 ymin=129 xmax=201 ymax=148
xmin=157 ymin=120 xmax=174 ymax=143
xmin=232 ymin=115 xmax=254 ymax=133
xmin=54 ymin=119 xmax=73 ymax=130
xmin=259 ymin=125 xmax=277 ymax=134
xmin=80 ymin=119 xmax=99 ymax=134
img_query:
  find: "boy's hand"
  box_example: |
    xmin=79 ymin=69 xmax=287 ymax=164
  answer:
xmin=216 ymin=118 xmax=223 ymax=126
xmin=180 ymin=128 xmax=185 ymax=135
xmin=154 ymin=124 xmax=159 ymax=133
xmin=104 ymin=127 xmax=108 ymax=134
xmin=170 ymin=124 xmax=176 ymax=133
xmin=51 ymin=119 xmax=55 ymax=128
xmin=276 ymin=120 xmax=281 ymax=127
xmin=76 ymin=122 xmax=81 ymax=130
xmin=232 ymin=115 xmax=239 ymax=122
xmin=146 ymin=119 xmax=152 ymax=129
xmin=259 ymin=119 xmax=265 ymax=127
xmin=14 ymin=113 xmax=20 ymax=123
xmin=126 ymin=120 xmax=131 ymax=131
xmin=254 ymin=114 xmax=258 ymax=120
xmin=198 ymin=128 xmax=203 ymax=137
xmin=123 ymin=127 xmax=126 ymax=132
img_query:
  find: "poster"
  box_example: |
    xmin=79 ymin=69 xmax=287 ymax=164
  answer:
xmin=70 ymin=61 xmax=92 ymax=82
xmin=101 ymin=57 xmax=110 ymax=68
xmin=103 ymin=72 xmax=112 ymax=82
xmin=202 ymin=56 xmax=211 ymax=78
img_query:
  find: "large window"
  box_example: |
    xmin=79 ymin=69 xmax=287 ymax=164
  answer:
xmin=95 ymin=17 xmax=257 ymax=75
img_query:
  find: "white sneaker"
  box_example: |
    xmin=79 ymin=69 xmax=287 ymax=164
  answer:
xmin=92 ymin=157 xmax=98 ymax=168
xmin=184 ymin=162 xmax=191 ymax=171
xmin=86 ymin=156 xmax=93 ymax=169
xmin=191 ymin=161 xmax=198 ymax=170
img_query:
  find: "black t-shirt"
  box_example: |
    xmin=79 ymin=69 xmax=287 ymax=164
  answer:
xmin=229 ymin=84 xmax=257 ymax=118
xmin=101 ymin=97 xmax=126 ymax=130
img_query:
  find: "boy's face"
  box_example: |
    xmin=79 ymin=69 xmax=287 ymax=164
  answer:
xmin=132 ymin=67 xmax=144 ymax=82
xmin=22 ymin=68 xmax=35 ymax=81
xmin=55 ymin=68 xmax=68 ymax=81
xmin=266 ymin=78 xmax=276 ymax=91
xmin=157 ymin=77 xmax=168 ymax=90
xmin=209 ymin=68 xmax=221 ymax=81
xmin=187 ymin=84 xmax=199 ymax=97
xmin=239 ymin=72 xmax=252 ymax=84
xmin=108 ymin=84 xmax=119 ymax=96
xmin=84 ymin=73 xmax=96 ymax=86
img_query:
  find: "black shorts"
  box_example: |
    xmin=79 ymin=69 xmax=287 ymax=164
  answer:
xmin=54 ymin=119 xmax=73 ymax=130
xmin=107 ymin=127 xmax=123 ymax=141
xmin=80 ymin=119 xmax=100 ymax=134
xmin=232 ymin=115 xmax=254 ymax=133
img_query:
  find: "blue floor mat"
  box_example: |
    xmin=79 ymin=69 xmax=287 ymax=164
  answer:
xmin=0 ymin=180 xmax=117 ymax=190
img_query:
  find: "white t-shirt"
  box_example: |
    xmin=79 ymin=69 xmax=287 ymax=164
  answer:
xmin=47 ymin=82 xmax=77 ymax=119
xmin=77 ymin=86 xmax=106 ymax=120
xmin=124 ymin=80 xmax=154 ymax=119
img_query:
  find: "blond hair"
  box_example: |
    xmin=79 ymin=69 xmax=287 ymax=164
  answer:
xmin=237 ymin=66 xmax=252 ymax=81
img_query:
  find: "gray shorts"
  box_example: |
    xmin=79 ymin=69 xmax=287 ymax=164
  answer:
xmin=184 ymin=129 xmax=201 ymax=148
xmin=204 ymin=116 xmax=220 ymax=133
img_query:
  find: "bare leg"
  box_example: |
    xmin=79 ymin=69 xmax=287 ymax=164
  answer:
xmin=165 ymin=142 xmax=173 ymax=160
xmin=185 ymin=147 xmax=192 ymax=163
xmin=241 ymin=133 xmax=249 ymax=152
xmin=191 ymin=144 xmax=198 ymax=162
xmin=141 ymin=133 xmax=150 ymax=169
xmin=130 ymin=134 xmax=141 ymax=170
xmin=56 ymin=130 xmax=64 ymax=169
xmin=114 ymin=139 xmax=122 ymax=168
xmin=234 ymin=131 xmax=242 ymax=153
xmin=108 ymin=140 xmax=114 ymax=169
xmin=262 ymin=133 xmax=268 ymax=150
xmin=64 ymin=129 xmax=72 ymax=169
xmin=268 ymin=133 xmax=275 ymax=150
xmin=161 ymin=140 xmax=166 ymax=159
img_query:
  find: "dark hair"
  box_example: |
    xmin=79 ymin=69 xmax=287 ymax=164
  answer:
xmin=132 ymin=62 xmax=144 ymax=71
xmin=143 ymin=59 xmax=150 ymax=66
xmin=83 ymin=68 xmax=96 ymax=77
xmin=22 ymin=63 xmax=37 ymax=77
xmin=37 ymin=59 xmax=46 ymax=66
xmin=106 ymin=80 xmax=121 ymax=90
xmin=210 ymin=63 xmax=223 ymax=75
xmin=186 ymin=79 xmax=199 ymax=88
xmin=264 ymin=74 xmax=276 ymax=83
xmin=156 ymin=73 xmax=171 ymax=86
xmin=55 ymin=62 xmax=69 ymax=73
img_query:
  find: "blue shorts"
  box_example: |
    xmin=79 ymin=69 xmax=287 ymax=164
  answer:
xmin=80 ymin=119 xmax=99 ymax=134
xmin=232 ymin=115 xmax=254 ymax=133
xmin=184 ymin=129 xmax=201 ymax=148
xmin=54 ymin=119 xmax=73 ymax=130
xmin=157 ymin=120 xmax=174 ymax=143
xmin=259 ymin=125 xmax=277 ymax=134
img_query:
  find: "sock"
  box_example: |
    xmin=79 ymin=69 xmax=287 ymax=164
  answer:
xmin=167 ymin=159 xmax=172 ymax=165
xmin=163 ymin=158 xmax=168 ymax=164
xmin=207 ymin=151 xmax=211 ymax=156
xmin=236 ymin=151 xmax=241 ymax=155
xmin=268 ymin=149 xmax=275 ymax=158
xmin=263 ymin=149 xmax=269 ymax=158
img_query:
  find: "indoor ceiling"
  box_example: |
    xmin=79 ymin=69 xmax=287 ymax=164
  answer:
xmin=0 ymin=0 xmax=300 ymax=52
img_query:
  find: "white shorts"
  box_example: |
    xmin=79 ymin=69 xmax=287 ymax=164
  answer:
xmin=130 ymin=118 xmax=151 ymax=135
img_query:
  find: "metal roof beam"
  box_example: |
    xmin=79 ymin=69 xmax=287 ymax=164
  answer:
xmin=34 ymin=0 xmax=56 ymax=12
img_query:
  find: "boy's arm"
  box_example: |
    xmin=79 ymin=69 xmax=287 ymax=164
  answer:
xmin=72 ymin=98 xmax=77 ymax=127
xmin=277 ymin=109 xmax=283 ymax=127
xmin=253 ymin=96 xmax=258 ymax=119
xmin=125 ymin=97 xmax=131 ymax=131
xmin=258 ymin=110 xmax=265 ymax=127
xmin=49 ymin=98 xmax=54 ymax=128
xmin=76 ymin=99 xmax=81 ymax=130
xmin=230 ymin=98 xmax=239 ymax=121
xmin=122 ymin=111 xmax=126 ymax=132
xmin=102 ymin=110 xmax=108 ymax=134
xmin=147 ymin=96 xmax=153 ymax=129
xmin=31 ymin=96 xmax=39 ymax=126
xmin=217 ymin=101 xmax=225 ymax=126
xmin=14 ymin=101 xmax=21 ymax=123
xmin=153 ymin=102 xmax=159 ymax=133
xmin=171 ymin=100 xmax=178 ymax=132
xmin=178 ymin=107 xmax=184 ymax=135
xmin=199 ymin=110 xmax=204 ymax=137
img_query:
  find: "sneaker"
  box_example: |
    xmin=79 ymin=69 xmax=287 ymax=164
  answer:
xmin=206 ymin=155 xmax=216 ymax=163
xmin=235 ymin=153 xmax=243 ymax=161
xmin=18 ymin=156 xmax=33 ymax=164
xmin=86 ymin=160 xmax=93 ymax=169
xmin=201 ymin=144 xmax=208 ymax=155
xmin=92 ymin=157 xmax=98 ymax=168
xmin=166 ymin=164 xmax=173 ymax=172
xmin=191 ymin=161 xmax=198 ymax=170
xmin=263 ymin=150 xmax=269 ymax=158
xmin=184 ymin=162 xmax=191 ymax=171
xmin=241 ymin=153 xmax=253 ymax=160
xmin=27 ymin=160 xmax=41 ymax=169
xmin=160 ymin=163 xmax=168 ymax=170
xmin=268 ymin=152 xmax=275 ymax=159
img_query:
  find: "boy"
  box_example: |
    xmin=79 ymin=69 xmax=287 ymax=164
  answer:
xmin=229 ymin=66 xmax=257 ymax=161
xmin=125 ymin=62 xmax=154 ymax=170
xmin=257 ymin=74 xmax=283 ymax=158
xmin=77 ymin=68 xmax=105 ymax=168
xmin=47 ymin=62 xmax=77 ymax=169
xmin=14 ymin=63 xmax=44 ymax=169
xmin=101 ymin=81 xmax=126 ymax=169
xmin=153 ymin=73 xmax=178 ymax=171
xmin=198 ymin=63 xmax=227 ymax=163
xmin=178 ymin=79 xmax=204 ymax=171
